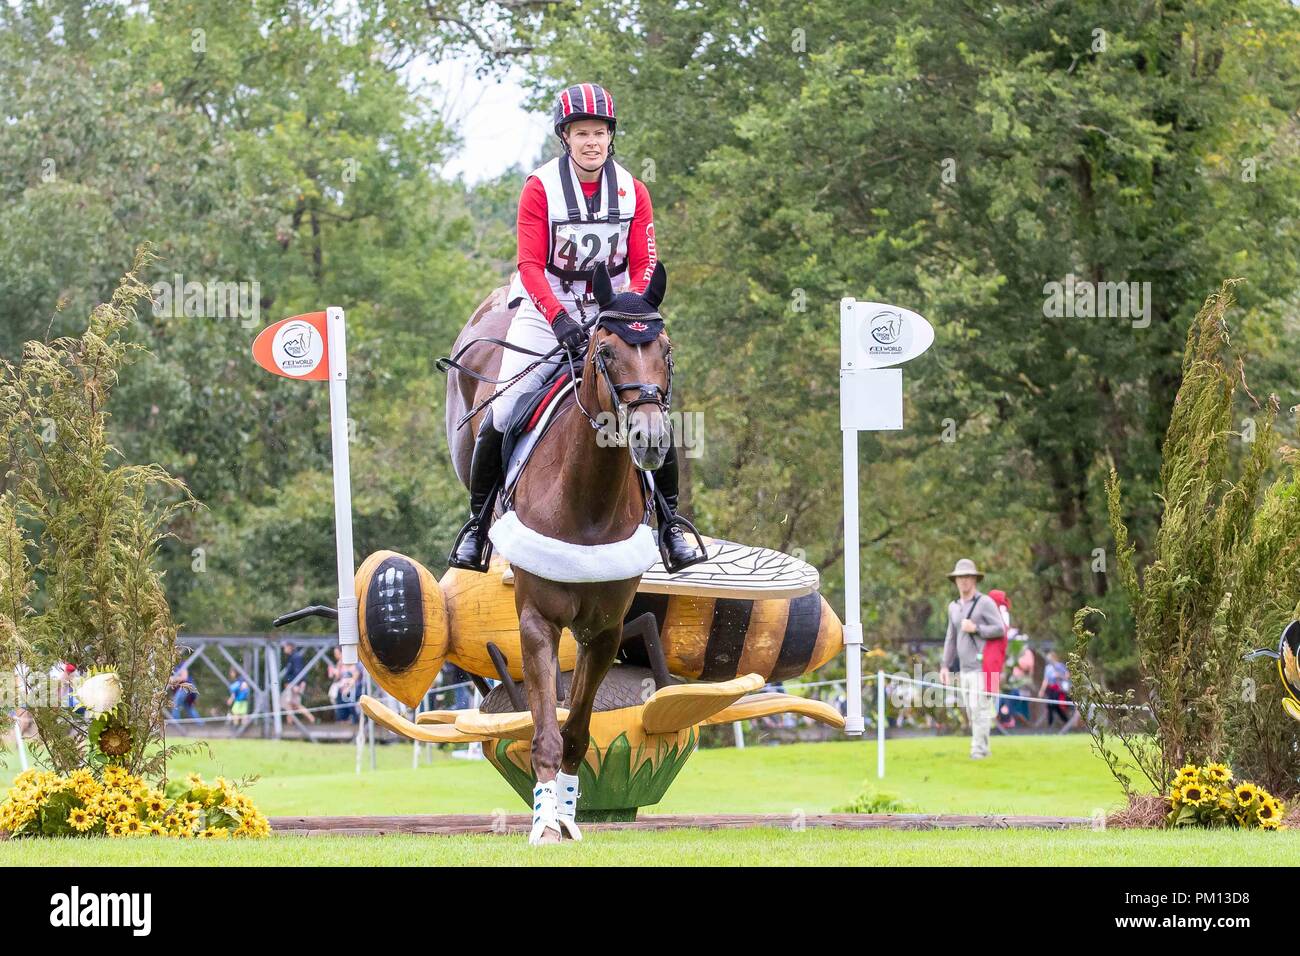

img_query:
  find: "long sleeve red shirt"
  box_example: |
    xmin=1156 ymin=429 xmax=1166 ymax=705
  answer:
xmin=516 ymin=171 xmax=657 ymax=324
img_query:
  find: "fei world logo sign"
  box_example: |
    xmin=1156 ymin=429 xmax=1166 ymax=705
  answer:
xmin=841 ymin=301 xmax=934 ymax=370
xmin=252 ymin=312 xmax=330 ymax=380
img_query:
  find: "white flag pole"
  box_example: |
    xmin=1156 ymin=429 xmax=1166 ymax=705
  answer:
xmin=326 ymin=306 xmax=359 ymax=667
xmin=838 ymin=296 xmax=933 ymax=741
xmin=840 ymin=298 xmax=864 ymax=735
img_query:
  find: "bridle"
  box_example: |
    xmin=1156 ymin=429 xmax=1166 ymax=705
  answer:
xmin=566 ymin=300 xmax=673 ymax=436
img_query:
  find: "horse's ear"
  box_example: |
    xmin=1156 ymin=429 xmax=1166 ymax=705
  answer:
xmin=592 ymin=262 xmax=614 ymax=308
xmin=642 ymin=262 xmax=667 ymax=310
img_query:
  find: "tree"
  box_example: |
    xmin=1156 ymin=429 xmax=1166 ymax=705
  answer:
xmin=521 ymin=0 xmax=1300 ymax=662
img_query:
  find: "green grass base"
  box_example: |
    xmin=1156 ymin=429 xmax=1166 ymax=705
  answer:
xmin=3 ymin=734 xmax=1290 ymax=865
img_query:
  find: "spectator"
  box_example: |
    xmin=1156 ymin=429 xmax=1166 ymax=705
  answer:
xmin=169 ymin=664 xmax=200 ymax=721
xmin=328 ymin=649 xmax=361 ymax=723
xmin=999 ymin=656 xmax=1034 ymax=728
xmin=441 ymin=662 xmax=473 ymax=711
xmin=280 ymin=680 xmax=316 ymax=724
xmin=226 ymin=667 xmax=252 ymax=727
xmin=280 ymin=641 xmax=306 ymax=685
xmin=939 ymin=558 xmax=1006 ymax=759
xmin=1038 ymin=651 xmax=1077 ymax=731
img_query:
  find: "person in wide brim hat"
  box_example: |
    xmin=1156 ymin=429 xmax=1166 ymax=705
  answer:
xmin=940 ymin=556 xmax=1004 ymax=760
xmin=946 ymin=558 xmax=985 ymax=581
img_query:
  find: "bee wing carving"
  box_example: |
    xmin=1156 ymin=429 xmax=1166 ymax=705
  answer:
xmin=359 ymin=695 xmax=493 ymax=743
xmin=640 ymin=673 xmax=764 ymax=734
xmin=702 ymin=691 xmax=846 ymax=729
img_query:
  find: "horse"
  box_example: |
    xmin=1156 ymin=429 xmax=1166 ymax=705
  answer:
xmin=444 ymin=262 xmax=674 ymax=844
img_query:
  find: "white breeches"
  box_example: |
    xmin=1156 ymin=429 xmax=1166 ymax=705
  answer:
xmin=490 ymin=299 xmax=570 ymax=430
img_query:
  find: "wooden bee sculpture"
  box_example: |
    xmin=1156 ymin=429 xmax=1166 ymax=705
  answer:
xmin=349 ymin=540 xmax=846 ymax=821
xmin=1245 ymin=621 xmax=1300 ymax=722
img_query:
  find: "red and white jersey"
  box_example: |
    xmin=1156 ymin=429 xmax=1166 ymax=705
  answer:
xmin=507 ymin=155 xmax=644 ymax=319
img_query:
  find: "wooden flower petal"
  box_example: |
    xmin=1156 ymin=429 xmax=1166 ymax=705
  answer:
xmin=453 ymin=708 xmax=571 ymax=740
xmin=640 ymin=673 xmax=764 ymax=734
xmin=359 ymin=695 xmax=491 ymax=743
xmin=702 ymin=692 xmax=846 ymax=729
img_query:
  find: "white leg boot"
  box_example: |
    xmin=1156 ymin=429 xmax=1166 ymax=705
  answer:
xmin=529 ymin=780 xmax=562 ymax=846
xmin=555 ymin=770 xmax=583 ymax=841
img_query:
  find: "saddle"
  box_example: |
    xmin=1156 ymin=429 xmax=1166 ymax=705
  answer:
xmin=498 ymin=361 xmax=580 ymax=506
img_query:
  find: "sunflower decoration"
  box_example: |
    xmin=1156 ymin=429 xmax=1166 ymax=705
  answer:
xmin=0 ymin=770 xmax=271 ymax=840
xmin=1167 ymin=763 xmax=1286 ymax=830
xmin=97 ymin=722 xmax=133 ymax=758
xmin=1202 ymin=763 xmax=1231 ymax=785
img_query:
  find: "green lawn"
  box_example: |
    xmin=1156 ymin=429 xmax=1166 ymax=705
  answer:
xmin=3 ymin=827 xmax=1295 ymax=866
xmin=5 ymin=733 xmax=1129 ymax=817
xmin=3 ymin=734 xmax=1293 ymax=865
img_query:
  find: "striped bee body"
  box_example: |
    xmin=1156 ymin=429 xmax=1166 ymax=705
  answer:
xmin=618 ymin=590 xmax=842 ymax=683
xmin=356 ymin=552 xmax=843 ymax=702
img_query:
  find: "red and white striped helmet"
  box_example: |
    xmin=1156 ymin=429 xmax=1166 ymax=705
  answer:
xmin=553 ymin=83 xmax=617 ymax=139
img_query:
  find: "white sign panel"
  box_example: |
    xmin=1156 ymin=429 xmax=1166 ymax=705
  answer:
xmin=840 ymin=299 xmax=934 ymax=370
xmin=841 ymin=368 xmax=903 ymax=430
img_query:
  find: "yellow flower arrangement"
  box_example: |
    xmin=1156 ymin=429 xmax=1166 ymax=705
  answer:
xmin=1202 ymin=763 xmax=1231 ymax=784
xmin=1166 ymin=763 xmax=1286 ymax=831
xmin=68 ymin=808 xmax=96 ymax=832
xmin=0 ymin=770 xmax=270 ymax=840
xmin=102 ymin=766 xmax=128 ymax=788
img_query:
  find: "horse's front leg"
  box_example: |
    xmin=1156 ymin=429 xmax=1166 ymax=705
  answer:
xmin=518 ymin=601 xmax=564 ymax=846
xmin=557 ymin=625 xmax=623 ymax=840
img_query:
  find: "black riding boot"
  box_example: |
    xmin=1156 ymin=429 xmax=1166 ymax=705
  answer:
xmin=448 ymin=412 xmax=506 ymax=572
xmin=654 ymin=443 xmax=708 ymax=573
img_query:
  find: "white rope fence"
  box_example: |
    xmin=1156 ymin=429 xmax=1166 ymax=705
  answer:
xmin=162 ymin=680 xmax=476 ymax=725
xmin=7 ymin=671 xmax=1151 ymax=781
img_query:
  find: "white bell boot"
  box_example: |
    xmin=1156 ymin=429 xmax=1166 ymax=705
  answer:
xmin=555 ymin=770 xmax=583 ymax=841
xmin=529 ymin=780 xmax=562 ymax=846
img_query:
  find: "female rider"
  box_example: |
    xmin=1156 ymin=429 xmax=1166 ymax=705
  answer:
xmin=449 ymin=83 xmax=707 ymax=574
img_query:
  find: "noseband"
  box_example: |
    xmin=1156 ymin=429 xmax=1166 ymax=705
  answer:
xmin=566 ymin=309 xmax=673 ymax=433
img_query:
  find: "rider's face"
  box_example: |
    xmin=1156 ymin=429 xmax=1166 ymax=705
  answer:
xmin=563 ymin=120 xmax=611 ymax=168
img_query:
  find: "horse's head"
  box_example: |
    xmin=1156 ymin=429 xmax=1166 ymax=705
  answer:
xmin=587 ymin=261 xmax=673 ymax=472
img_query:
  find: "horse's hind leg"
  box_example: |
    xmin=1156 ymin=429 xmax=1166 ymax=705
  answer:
xmin=518 ymin=602 xmax=564 ymax=845
xmin=557 ymin=625 xmax=622 ymax=839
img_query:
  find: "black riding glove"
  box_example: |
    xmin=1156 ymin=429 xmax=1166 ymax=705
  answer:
xmin=552 ymin=311 xmax=589 ymax=358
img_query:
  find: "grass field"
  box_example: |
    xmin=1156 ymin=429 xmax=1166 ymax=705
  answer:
xmin=2 ymin=734 xmax=1295 ymax=865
